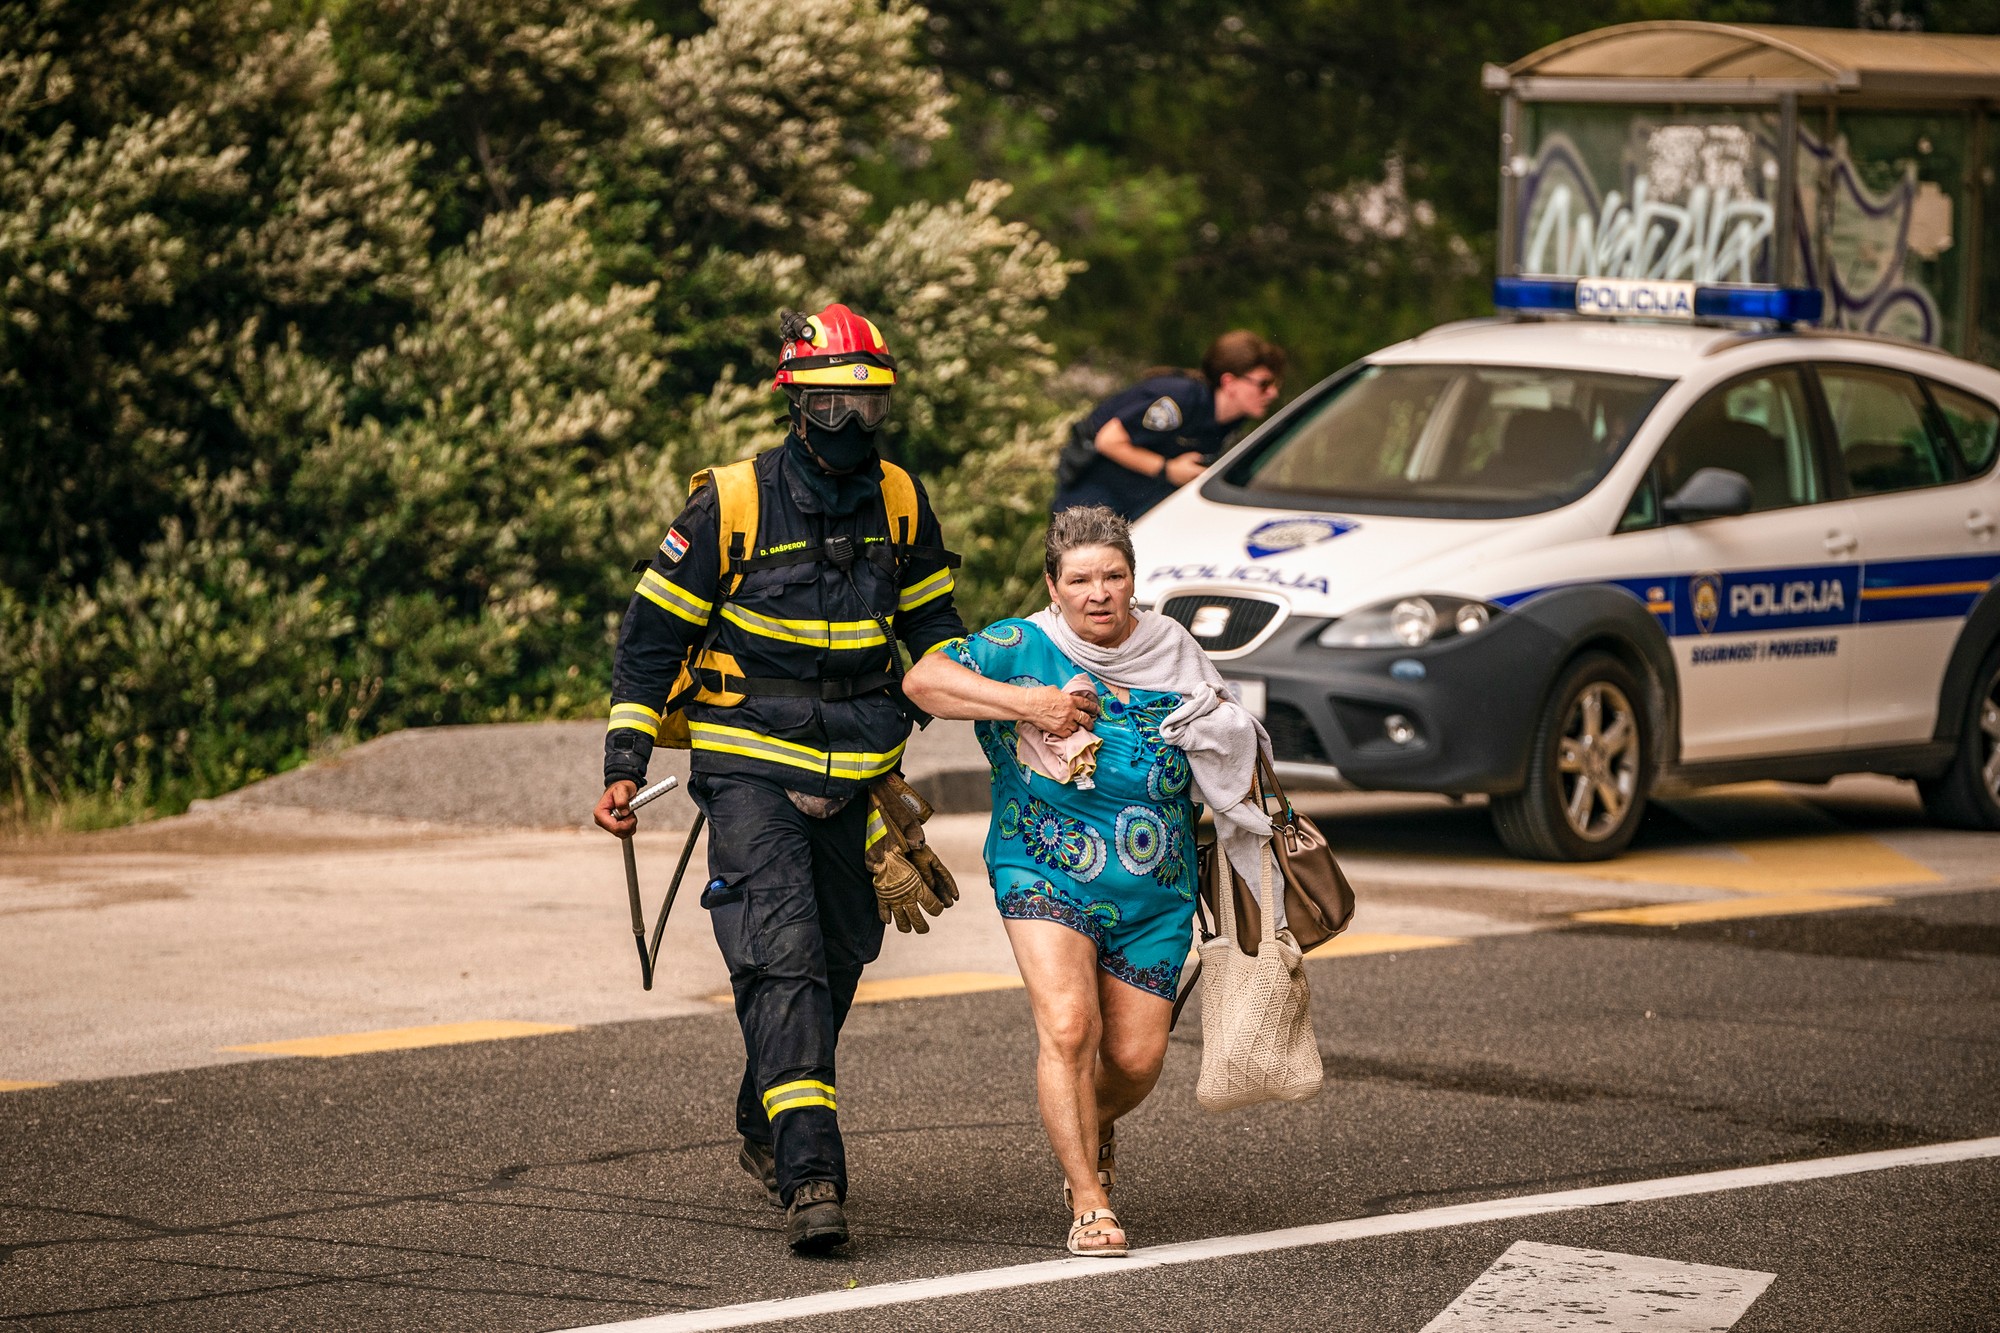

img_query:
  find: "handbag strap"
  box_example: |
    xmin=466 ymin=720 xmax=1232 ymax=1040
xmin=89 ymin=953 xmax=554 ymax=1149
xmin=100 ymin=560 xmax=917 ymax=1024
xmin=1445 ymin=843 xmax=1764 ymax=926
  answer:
xmin=1254 ymin=753 xmax=1295 ymax=825
xmin=1212 ymin=837 xmax=1239 ymax=948
xmin=1255 ymin=838 xmax=1279 ymax=946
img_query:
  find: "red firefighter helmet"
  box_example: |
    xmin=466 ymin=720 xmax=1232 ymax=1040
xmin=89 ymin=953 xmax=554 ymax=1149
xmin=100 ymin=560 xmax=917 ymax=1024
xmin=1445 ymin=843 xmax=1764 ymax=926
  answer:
xmin=773 ymin=303 xmax=898 ymax=389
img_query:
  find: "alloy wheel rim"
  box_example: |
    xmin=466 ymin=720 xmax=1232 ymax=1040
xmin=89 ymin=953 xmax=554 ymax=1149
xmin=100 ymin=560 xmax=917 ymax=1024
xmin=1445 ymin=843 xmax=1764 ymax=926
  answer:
xmin=1555 ymin=680 xmax=1640 ymax=841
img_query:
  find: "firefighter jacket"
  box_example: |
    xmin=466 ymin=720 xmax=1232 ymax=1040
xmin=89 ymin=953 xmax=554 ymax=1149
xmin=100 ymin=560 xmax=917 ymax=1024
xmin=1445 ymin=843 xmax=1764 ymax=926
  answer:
xmin=604 ymin=447 xmax=967 ymax=800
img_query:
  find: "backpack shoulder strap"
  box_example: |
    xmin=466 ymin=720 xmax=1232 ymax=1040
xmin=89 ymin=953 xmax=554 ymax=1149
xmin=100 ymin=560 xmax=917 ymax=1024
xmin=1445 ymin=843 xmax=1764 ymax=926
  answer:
xmin=691 ymin=458 xmax=762 ymax=594
xmin=876 ymin=460 xmax=962 ymax=568
xmin=878 ymin=460 xmax=919 ymax=548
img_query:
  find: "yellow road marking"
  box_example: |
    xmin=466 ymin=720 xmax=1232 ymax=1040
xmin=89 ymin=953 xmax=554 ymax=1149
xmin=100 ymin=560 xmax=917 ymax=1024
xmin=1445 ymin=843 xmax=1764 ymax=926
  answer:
xmin=1573 ymin=891 xmax=1895 ymax=926
xmin=706 ymin=972 xmax=1027 ymax=1007
xmin=1308 ymin=932 xmax=1464 ymax=958
xmin=0 ymin=1080 xmax=55 ymax=1092
xmin=222 ymin=1020 xmax=575 ymax=1058
xmin=852 ymin=971 xmax=1024 ymax=1003
xmin=1552 ymin=833 xmax=1940 ymax=894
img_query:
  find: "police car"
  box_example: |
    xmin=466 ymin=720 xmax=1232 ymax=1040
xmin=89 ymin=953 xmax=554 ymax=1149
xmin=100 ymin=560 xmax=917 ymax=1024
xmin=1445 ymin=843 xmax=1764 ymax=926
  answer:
xmin=1133 ymin=278 xmax=2000 ymax=860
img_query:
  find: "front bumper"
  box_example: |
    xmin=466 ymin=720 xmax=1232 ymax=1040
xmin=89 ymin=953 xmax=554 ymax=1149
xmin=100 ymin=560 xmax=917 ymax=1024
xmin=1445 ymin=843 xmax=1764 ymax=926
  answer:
xmin=1222 ymin=610 xmax=1571 ymax=795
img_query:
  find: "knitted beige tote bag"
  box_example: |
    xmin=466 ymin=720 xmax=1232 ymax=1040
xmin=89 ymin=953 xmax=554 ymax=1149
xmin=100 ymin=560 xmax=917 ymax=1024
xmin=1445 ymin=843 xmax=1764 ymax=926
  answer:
xmin=1196 ymin=839 xmax=1324 ymax=1112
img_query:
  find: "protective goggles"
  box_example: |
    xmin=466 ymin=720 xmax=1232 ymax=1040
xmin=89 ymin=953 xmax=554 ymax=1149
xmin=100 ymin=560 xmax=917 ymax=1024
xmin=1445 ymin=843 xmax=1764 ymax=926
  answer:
xmin=793 ymin=387 xmax=891 ymax=431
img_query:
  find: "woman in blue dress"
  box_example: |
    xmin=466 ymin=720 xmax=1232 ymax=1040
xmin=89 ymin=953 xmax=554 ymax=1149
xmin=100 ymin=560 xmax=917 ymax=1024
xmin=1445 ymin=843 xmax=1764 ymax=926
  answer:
xmin=904 ymin=507 xmax=1206 ymax=1258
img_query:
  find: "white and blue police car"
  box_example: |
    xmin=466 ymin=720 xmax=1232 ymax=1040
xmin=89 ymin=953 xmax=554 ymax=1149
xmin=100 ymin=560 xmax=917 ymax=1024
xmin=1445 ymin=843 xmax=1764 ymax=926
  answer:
xmin=1133 ymin=278 xmax=2000 ymax=860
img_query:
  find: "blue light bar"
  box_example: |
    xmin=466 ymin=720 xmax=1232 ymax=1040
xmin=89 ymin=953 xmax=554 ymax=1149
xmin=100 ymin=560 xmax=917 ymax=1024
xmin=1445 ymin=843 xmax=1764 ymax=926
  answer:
xmin=1494 ymin=276 xmax=1823 ymax=326
xmin=1493 ymin=276 xmax=1578 ymax=311
xmin=1693 ymin=284 xmax=1824 ymax=323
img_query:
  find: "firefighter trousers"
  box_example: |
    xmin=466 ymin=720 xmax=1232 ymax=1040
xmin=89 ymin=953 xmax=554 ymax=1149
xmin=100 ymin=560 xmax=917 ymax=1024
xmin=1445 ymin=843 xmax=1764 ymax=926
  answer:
xmin=690 ymin=772 xmax=884 ymax=1207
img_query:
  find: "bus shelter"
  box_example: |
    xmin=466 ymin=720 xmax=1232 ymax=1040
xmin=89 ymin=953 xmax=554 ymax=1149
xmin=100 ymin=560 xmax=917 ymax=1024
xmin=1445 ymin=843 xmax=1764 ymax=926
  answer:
xmin=1483 ymin=22 xmax=2000 ymax=365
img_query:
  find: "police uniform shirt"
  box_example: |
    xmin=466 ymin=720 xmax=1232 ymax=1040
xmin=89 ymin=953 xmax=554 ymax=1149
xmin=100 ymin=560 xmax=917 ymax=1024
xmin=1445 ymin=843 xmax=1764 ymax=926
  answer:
xmin=604 ymin=448 xmax=966 ymax=798
xmin=1053 ymin=374 xmax=1235 ymax=519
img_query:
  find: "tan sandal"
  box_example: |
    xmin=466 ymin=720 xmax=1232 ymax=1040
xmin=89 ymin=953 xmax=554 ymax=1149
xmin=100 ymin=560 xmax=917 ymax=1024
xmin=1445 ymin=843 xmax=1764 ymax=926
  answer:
xmin=1066 ymin=1207 xmax=1128 ymax=1257
xmin=1061 ymin=1129 xmax=1117 ymax=1211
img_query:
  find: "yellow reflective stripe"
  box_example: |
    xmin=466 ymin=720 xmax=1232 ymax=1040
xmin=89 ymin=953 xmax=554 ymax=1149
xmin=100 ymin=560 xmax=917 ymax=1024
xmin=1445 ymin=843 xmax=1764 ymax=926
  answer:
xmin=897 ymin=567 xmax=954 ymax=612
xmin=768 ymin=1094 xmax=836 ymax=1115
xmin=763 ymin=1079 xmax=836 ymax=1116
xmin=720 ymin=605 xmax=889 ymax=649
xmin=828 ymin=746 xmax=903 ymax=781
xmin=636 ymin=570 xmax=712 ymax=626
xmin=917 ymin=637 xmax=961 ymax=660
xmin=608 ymin=702 xmax=662 ymax=739
xmin=689 ymin=723 xmax=905 ymax=781
xmin=866 ymin=807 xmax=887 ymax=849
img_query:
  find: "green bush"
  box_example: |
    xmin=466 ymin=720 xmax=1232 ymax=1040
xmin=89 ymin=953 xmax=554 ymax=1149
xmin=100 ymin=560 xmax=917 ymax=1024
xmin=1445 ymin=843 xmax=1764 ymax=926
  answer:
xmin=0 ymin=0 xmax=1075 ymax=826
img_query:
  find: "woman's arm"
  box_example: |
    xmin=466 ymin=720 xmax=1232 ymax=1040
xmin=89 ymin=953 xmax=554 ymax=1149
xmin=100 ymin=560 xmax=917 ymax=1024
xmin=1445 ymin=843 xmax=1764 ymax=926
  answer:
xmin=905 ymin=650 xmax=1097 ymax=736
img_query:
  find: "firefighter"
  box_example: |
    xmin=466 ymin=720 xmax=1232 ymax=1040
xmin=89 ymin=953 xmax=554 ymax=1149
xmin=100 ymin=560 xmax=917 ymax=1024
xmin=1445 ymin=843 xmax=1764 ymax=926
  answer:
xmin=592 ymin=305 xmax=968 ymax=1252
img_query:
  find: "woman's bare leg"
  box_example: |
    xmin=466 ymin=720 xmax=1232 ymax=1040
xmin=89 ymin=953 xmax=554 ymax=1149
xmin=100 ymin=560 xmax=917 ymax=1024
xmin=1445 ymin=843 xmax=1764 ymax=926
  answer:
xmin=1003 ymin=918 xmax=1114 ymax=1215
xmin=1094 ymin=970 xmax=1174 ymax=1137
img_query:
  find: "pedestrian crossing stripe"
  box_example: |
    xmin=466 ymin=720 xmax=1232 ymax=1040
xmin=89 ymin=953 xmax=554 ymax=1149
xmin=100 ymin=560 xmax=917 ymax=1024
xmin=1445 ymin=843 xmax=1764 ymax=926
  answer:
xmin=1421 ymin=1242 xmax=1773 ymax=1331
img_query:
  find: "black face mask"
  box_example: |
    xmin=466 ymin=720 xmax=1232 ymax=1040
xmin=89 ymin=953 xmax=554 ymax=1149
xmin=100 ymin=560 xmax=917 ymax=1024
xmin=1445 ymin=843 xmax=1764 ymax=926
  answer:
xmin=801 ymin=417 xmax=878 ymax=473
xmin=785 ymin=406 xmax=882 ymax=514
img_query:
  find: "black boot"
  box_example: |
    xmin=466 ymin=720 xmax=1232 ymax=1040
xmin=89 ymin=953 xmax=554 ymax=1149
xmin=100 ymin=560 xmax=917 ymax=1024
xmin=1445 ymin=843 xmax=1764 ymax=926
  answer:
xmin=738 ymin=1137 xmax=781 ymax=1208
xmin=786 ymin=1180 xmax=849 ymax=1253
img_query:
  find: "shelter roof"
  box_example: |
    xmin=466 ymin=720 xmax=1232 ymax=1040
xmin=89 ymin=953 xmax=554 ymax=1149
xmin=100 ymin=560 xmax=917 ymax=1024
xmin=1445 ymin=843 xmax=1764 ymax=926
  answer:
xmin=1485 ymin=22 xmax=2000 ymax=101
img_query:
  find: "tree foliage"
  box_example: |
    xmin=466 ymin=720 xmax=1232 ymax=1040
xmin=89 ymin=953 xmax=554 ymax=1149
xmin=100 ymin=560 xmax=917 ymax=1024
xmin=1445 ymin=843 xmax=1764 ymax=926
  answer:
xmin=0 ymin=0 xmax=1077 ymax=822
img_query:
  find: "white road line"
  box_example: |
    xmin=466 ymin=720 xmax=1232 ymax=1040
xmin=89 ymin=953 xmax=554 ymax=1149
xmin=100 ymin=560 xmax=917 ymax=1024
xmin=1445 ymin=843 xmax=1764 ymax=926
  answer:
xmin=1421 ymin=1242 xmax=1774 ymax=1331
xmin=558 ymin=1136 xmax=2000 ymax=1333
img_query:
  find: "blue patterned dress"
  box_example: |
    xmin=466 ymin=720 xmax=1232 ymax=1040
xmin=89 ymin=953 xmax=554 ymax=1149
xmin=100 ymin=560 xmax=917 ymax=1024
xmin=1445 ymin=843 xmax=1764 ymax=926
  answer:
xmin=948 ymin=618 xmax=1199 ymax=1000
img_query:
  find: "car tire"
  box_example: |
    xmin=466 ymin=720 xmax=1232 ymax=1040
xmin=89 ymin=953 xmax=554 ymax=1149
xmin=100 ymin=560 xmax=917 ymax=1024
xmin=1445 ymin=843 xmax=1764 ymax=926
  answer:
xmin=1917 ymin=639 xmax=2000 ymax=831
xmin=1491 ymin=651 xmax=1652 ymax=861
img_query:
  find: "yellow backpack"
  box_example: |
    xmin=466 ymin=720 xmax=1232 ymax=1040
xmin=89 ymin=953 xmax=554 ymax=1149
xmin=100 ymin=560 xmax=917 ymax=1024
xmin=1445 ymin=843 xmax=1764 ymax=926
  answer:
xmin=652 ymin=456 xmax=922 ymax=750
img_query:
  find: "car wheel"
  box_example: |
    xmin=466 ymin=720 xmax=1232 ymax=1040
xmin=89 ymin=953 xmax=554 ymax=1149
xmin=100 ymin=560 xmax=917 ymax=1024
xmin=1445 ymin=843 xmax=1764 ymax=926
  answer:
xmin=1492 ymin=651 xmax=1651 ymax=861
xmin=1917 ymin=639 xmax=2000 ymax=831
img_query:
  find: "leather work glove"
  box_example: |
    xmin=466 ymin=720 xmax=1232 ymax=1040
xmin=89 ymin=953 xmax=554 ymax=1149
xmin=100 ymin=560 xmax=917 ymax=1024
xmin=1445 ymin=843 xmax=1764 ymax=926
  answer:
xmin=875 ymin=772 xmax=934 ymax=831
xmin=872 ymin=845 xmax=945 ymax=934
xmin=866 ymin=775 xmax=957 ymax=931
xmin=904 ymin=841 xmax=959 ymax=911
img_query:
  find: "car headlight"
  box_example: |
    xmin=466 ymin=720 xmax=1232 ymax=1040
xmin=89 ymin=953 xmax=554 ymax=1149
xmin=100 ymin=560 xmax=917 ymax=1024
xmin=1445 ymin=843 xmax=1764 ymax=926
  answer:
xmin=1317 ymin=595 xmax=1502 ymax=649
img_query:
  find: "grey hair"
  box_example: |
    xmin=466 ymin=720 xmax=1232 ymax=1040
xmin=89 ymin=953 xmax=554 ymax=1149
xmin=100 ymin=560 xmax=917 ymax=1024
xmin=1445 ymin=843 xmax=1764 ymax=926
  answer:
xmin=1044 ymin=505 xmax=1136 ymax=582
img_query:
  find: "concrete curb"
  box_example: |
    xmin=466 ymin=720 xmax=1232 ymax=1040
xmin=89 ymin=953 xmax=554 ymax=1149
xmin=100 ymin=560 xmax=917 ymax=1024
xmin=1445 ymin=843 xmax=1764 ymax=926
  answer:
xmin=204 ymin=719 xmax=994 ymax=830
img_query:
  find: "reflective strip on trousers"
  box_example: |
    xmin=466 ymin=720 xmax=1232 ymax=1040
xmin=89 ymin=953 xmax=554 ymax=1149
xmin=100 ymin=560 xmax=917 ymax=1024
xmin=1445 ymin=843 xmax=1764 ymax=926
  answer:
xmin=763 ymin=1078 xmax=837 ymax=1118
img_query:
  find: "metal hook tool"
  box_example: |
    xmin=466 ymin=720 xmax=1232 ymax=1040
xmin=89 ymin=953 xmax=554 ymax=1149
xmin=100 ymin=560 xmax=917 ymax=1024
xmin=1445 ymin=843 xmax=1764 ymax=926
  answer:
xmin=618 ymin=775 xmax=704 ymax=990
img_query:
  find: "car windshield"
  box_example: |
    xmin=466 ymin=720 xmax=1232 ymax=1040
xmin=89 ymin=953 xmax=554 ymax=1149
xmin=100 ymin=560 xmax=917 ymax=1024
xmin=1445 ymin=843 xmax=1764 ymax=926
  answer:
xmin=1218 ymin=363 xmax=1672 ymax=518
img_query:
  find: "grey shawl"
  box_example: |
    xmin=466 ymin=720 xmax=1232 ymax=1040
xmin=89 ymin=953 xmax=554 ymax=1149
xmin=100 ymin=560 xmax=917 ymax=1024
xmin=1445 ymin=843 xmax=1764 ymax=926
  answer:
xmin=1029 ymin=606 xmax=1274 ymax=883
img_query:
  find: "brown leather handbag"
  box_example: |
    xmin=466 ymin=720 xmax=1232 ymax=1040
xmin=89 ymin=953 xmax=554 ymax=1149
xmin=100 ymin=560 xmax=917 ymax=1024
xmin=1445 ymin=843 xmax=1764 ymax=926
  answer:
xmin=1177 ymin=757 xmax=1355 ymax=1027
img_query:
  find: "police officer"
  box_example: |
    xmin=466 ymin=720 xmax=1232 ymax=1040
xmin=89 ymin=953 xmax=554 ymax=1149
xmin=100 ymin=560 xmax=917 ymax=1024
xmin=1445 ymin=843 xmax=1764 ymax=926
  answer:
xmin=1052 ymin=330 xmax=1286 ymax=520
xmin=592 ymin=305 xmax=967 ymax=1253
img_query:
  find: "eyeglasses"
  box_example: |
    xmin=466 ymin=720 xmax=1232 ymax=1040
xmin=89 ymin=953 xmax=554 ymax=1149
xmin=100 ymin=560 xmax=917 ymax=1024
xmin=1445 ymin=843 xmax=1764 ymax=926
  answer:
xmin=1243 ymin=373 xmax=1281 ymax=396
xmin=795 ymin=388 xmax=891 ymax=431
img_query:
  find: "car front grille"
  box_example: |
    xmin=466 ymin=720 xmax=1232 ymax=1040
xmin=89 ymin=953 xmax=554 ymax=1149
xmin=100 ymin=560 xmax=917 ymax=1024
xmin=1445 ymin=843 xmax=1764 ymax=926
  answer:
xmin=1160 ymin=594 xmax=1283 ymax=653
xmin=1265 ymin=701 xmax=1331 ymax=765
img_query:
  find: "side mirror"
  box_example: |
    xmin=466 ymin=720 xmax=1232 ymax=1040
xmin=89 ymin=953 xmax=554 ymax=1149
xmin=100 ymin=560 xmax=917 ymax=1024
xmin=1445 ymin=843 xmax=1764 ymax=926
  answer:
xmin=1662 ymin=467 xmax=1753 ymax=520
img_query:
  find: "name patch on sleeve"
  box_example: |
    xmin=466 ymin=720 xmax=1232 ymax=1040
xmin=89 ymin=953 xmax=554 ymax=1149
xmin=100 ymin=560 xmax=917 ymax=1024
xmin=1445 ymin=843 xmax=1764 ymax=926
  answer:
xmin=660 ymin=528 xmax=690 ymax=563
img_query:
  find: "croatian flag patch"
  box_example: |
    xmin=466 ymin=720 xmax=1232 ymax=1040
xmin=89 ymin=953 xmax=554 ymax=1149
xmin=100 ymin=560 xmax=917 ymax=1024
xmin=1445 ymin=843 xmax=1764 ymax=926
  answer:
xmin=660 ymin=528 xmax=690 ymax=563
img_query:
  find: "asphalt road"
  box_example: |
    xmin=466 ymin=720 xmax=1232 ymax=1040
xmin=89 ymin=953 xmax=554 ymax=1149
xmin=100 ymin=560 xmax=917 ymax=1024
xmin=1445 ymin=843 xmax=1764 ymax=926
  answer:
xmin=2 ymin=886 xmax=1995 ymax=1330
xmin=3 ymin=722 xmax=1997 ymax=1330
